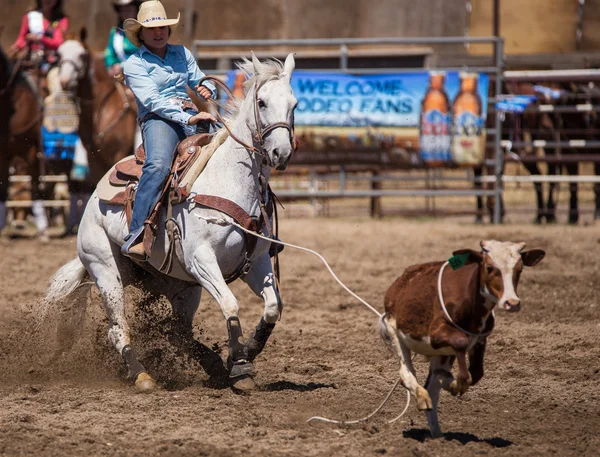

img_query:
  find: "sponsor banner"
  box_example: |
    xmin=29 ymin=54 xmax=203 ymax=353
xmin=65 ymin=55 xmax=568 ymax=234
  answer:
xmin=227 ymin=71 xmax=488 ymax=127
xmin=226 ymin=70 xmax=489 ymax=165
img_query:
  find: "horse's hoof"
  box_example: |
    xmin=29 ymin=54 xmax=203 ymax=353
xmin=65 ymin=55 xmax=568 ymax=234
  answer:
xmin=135 ymin=372 xmax=157 ymax=393
xmin=231 ymin=375 xmax=256 ymax=392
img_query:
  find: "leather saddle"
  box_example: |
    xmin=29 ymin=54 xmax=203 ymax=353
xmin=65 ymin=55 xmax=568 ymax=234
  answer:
xmin=97 ymin=129 xmax=280 ymax=282
xmin=109 ymin=133 xmax=212 ymax=191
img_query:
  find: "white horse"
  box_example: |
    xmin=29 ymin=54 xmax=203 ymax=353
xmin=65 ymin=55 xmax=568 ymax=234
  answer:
xmin=44 ymin=53 xmax=298 ymax=391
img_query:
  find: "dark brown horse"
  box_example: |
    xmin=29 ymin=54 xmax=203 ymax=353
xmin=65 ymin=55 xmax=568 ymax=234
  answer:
xmin=553 ymin=82 xmax=600 ymax=223
xmin=0 ymin=44 xmax=45 ymax=234
xmin=57 ymin=32 xmax=138 ymax=185
xmin=504 ymin=81 xmax=600 ymax=224
xmin=475 ymin=80 xmax=600 ymax=224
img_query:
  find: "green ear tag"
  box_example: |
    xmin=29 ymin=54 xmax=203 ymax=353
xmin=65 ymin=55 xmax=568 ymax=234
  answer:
xmin=448 ymin=252 xmax=470 ymax=270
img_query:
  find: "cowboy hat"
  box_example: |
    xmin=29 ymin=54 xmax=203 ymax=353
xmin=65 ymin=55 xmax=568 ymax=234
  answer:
xmin=123 ymin=0 xmax=179 ymax=47
xmin=113 ymin=0 xmax=141 ymax=9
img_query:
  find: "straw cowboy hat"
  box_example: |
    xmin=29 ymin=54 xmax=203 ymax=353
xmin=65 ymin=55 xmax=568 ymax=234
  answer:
xmin=123 ymin=0 xmax=180 ymax=47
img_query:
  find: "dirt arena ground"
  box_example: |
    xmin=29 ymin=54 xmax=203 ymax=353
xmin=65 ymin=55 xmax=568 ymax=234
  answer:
xmin=0 ymin=218 xmax=599 ymax=457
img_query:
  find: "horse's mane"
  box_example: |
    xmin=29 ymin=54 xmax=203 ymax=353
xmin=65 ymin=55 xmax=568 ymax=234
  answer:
xmin=223 ymin=56 xmax=285 ymax=121
xmin=237 ymin=57 xmax=285 ymax=88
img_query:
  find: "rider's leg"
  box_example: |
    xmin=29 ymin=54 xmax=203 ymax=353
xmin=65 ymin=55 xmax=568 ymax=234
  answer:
xmin=122 ymin=116 xmax=186 ymax=257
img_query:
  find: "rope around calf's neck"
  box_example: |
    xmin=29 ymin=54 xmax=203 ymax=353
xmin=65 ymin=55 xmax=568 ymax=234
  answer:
xmin=194 ymin=213 xmax=411 ymax=425
xmin=437 ymin=261 xmax=494 ymax=338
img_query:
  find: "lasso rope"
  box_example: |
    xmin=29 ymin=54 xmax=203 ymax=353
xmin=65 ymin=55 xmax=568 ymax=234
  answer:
xmin=194 ymin=212 xmax=412 ymax=425
xmin=438 ymin=261 xmax=494 ymax=337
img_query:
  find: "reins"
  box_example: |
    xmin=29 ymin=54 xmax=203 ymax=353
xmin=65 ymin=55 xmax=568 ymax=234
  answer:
xmin=0 ymin=54 xmax=23 ymax=97
xmin=199 ymin=75 xmax=297 ymax=161
xmin=95 ymin=81 xmax=134 ymax=142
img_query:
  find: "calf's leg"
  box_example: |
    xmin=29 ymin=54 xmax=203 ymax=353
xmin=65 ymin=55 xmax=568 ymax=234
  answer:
xmin=449 ymin=351 xmax=472 ymax=396
xmin=425 ymin=356 xmax=455 ymax=438
xmin=430 ymin=322 xmax=471 ymax=396
xmin=468 ymin=338 xmax=486 ymax=386
xmin=382 ymin=317 xmax=432 ymax=410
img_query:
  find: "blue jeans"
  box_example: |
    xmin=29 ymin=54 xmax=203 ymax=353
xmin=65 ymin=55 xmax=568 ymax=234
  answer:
xmin=129 ymin=115 xmax=187 ymax=233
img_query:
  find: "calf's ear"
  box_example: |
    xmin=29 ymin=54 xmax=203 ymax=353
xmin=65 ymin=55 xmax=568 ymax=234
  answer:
xmin=521 ymin=249 xmax=545 ymax=267
xmin=451 ymin=249 xmax=482 ymax=265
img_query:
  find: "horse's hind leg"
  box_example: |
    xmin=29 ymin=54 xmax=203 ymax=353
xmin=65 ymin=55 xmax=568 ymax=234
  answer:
xmin=0 ymin=150 xmax=7 ymax=232
xmin=565 ymin=162 xmax=579 ymax=224
xmin=473 ymin=167 xmax=484 ymax=224
xmin=188 ymin=249 xmax=255 ymax=391
xmin=79 ymin=216 xmax=156 ymax=391
xmin=523 ymin=161 xmax=545 ymax=223
xmin=242 ymin=254 xmax=281 ymax=362
xmin=546 ymin=163 xmax=560 ymax=223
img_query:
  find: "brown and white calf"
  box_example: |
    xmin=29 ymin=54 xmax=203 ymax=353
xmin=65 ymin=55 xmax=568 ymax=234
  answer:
xmin=379 ymin=240 xmax=545 ymax=437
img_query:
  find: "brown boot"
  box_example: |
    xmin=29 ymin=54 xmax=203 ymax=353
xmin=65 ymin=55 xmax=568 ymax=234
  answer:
xmin=127 ymin=242 xmax=147 ymax=261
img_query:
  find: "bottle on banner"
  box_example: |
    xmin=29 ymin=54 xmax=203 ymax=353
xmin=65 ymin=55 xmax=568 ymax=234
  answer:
xmin=419 ymin=71 xmax=452 ymax=167
xmin=451 ymin=72 xmax=484 ymax=165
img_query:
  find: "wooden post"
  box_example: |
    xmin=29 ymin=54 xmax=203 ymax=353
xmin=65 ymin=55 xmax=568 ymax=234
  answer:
xmin=184 ymin=0 xmax=196 ymax=47
xmin=493 ymin=0 xmax=500 ymax=63
xmin=88 ymin=0 xmax=98 ymax=48
xmin=370 ymin=170 xmax=382 ymax=218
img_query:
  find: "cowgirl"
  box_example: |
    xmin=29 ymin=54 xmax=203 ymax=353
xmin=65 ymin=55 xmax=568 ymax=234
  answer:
xmin=121 ymin=0 xmax=216 ymax=259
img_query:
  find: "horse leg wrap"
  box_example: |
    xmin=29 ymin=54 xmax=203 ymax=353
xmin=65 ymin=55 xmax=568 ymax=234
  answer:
xmin=226 ymin=317 xmax=254 ymax=379
xmin=246 ymin=318 xmax=276 ymax=361
xmin=122 ymin=345 xmax=146 ymax=380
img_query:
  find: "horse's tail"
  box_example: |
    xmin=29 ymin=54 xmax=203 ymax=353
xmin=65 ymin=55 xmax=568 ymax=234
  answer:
xmin=40 ymin=258 xmax=90 ymax=327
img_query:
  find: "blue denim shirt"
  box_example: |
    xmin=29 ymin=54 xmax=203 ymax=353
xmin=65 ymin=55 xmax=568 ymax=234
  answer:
xmin=123 ymin=44 xmax=216 ymax=132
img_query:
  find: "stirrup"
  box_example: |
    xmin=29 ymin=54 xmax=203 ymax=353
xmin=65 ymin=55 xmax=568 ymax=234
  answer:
xmin=121 ymin=226 xmax=146 ymax=260
xmin=269 ymin=237 xmax=284 ymax=257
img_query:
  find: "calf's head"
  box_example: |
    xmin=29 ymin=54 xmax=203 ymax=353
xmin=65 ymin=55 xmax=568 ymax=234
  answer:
xmin=453 ymin=240 xmax=545 ymax=312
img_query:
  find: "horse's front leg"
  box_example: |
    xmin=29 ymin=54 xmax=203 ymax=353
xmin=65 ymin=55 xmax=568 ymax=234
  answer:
xmin=187 ymin=247 xmax=256 ymax=391
xmin=242 ymin=253 xmax=282 ymax=361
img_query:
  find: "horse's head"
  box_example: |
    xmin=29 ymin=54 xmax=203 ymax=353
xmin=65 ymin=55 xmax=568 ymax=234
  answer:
xmin=57 ymin=29 xmax=89 ymax=92
xmin=240 ymin=53 xmax=297 ymax=171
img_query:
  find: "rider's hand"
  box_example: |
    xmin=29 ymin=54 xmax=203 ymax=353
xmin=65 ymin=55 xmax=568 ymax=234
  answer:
xmin=8 ymin=45 xmax=20 ymax=58
xmin=195 ymin=85 xmax=213 ymax=100
xmin=188 ymin=112 xmax=217 ymax=125
xmin=109 ymin=64 xmax=123 ymax=78
xmin=26 ymin=33 xmax=42 ymax=43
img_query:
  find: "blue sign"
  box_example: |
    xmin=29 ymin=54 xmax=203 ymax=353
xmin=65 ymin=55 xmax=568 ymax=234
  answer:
xmin=495 ymin=95 xmax=537 ymax=113
xmin=533 ymin=85 xmax=564 ymax=100
xmin=227 ymin=71 xmax=489 ymax=128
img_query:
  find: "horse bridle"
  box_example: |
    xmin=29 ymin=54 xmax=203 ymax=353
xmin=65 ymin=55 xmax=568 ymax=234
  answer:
xmin=58 ymin=48 xmax=89 ymax=86
xmin=59 ymin=47 xmax=135 ymax=143
xmin=199 ymin=75 xmax=298 ymax=164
